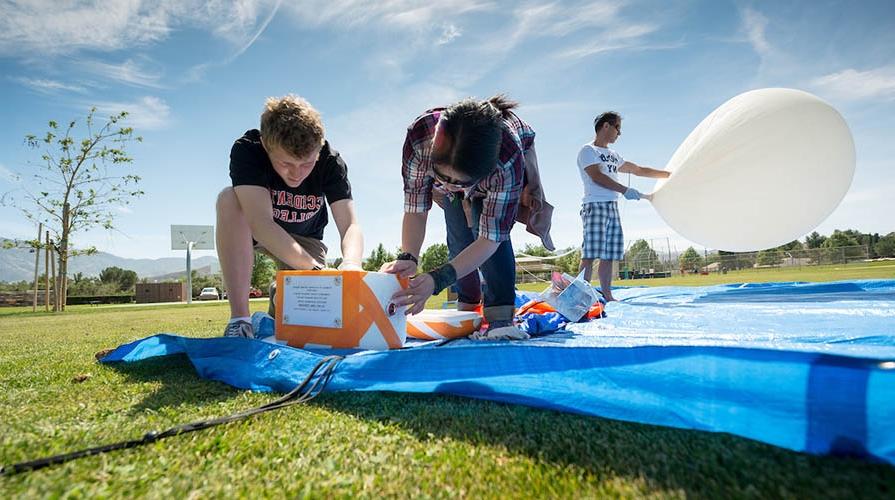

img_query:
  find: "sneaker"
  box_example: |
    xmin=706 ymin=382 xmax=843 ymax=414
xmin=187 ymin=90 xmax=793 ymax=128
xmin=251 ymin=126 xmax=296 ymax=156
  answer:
xmin=468 ymin=320 xmax=530 ymax=341
xmin=223 ymin=320 xmax=255 ymax=339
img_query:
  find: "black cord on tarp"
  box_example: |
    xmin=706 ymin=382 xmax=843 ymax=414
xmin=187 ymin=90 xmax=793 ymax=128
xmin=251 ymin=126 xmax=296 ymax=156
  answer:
xmin=1 ymin=355 xmax=343 ymax=476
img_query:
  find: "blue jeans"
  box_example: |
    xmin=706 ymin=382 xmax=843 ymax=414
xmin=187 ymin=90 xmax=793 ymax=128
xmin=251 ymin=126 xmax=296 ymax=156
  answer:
xmin=442 ymin=196 xmax=516 ymax=322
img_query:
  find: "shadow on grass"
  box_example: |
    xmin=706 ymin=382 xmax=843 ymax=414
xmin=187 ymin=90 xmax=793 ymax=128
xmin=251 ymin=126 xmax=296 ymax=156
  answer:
xmin=105 ymin=354 xmax=240 ymax=414
xmin=314 ymin=391 xmax=895 ymax=499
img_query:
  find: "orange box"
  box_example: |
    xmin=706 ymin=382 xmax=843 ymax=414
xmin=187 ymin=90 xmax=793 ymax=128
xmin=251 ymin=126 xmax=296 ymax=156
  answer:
xmin=407 ymin=310 xmax=482 ymax=340
xmin=275 ymin=270 xmax=408 ymax=350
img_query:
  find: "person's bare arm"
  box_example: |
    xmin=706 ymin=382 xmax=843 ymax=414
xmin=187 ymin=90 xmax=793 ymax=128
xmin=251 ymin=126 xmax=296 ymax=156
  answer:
xmin=618 ymin=161 xmax=670 ymax=178
xmin=400 ymin=211 xmax=428 ymax=260
xmin=233 ymin=185 xmax=323 ymax=269
xmin=380 ymin=211 xmax=429 ymax=278
xmin=584 ymin=164 xmax=629 ymax=194
xmin=449 ymin=236 xmax=500 ymax=280
xmin=329 ymin=199 xmax=363 ymax=270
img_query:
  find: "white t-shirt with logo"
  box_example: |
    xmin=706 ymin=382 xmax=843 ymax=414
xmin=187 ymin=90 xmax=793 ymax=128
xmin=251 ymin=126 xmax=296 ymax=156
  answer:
xmin=577 ymin=143 xmax=625 ymax=203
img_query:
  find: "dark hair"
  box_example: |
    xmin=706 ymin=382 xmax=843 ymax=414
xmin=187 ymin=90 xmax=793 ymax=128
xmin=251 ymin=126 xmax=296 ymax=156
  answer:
xmin=436 ymin=94 xmax=519 ymax=181
xmin=594 ymin=111 xmax=621 ymax=134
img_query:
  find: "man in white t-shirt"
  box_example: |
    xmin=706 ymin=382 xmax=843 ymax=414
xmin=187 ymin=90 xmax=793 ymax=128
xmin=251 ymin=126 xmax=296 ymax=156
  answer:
xmin=577 ymin=111 xmax=669 ymax=301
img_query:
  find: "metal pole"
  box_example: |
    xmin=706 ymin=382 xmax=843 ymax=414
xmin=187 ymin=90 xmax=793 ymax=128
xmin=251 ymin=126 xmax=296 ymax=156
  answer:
xmin=32 ymin=223 xmax=41 ymax=312
xmin=665 ymin=237 xmax=670 ymax=275
xmin=44 ymin=231 xmax=50 ymax=312
xmin=186 ymin=241 xmax=193 ymax=304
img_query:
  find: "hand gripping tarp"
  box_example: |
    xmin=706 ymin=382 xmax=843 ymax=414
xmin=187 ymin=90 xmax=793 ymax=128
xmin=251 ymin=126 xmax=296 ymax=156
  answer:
xmin=102 ymin=280 xmax=895 ymax=465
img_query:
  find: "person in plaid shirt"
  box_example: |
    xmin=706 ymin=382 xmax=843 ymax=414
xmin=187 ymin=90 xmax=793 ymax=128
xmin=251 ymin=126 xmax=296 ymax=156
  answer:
xmin=382 ymin=95 xmax=544 ymax=339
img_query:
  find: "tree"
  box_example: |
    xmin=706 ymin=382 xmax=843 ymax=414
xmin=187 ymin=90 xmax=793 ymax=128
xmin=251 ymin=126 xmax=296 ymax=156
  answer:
xmin=624 ymin=239 xmax=660 ymax=270
xmin=67 ymin=275 xmax=104 ymax=296
xmin=554 ymin=247 xmax=582 ymax=275
xmin=0 ymin=280 xmax=31 ymax=292
xmin=251 ymin=253 xmax=277 ymax=289
xmin=823 ymin=230 xmax=860 ymax=248
xmin=874 ymin=233 xmax=895 ymax=258
xmin=516 ymin=243 xmax=553 ymax=257
xmin=756 ymin=249 xmax=784 ymax=266
xmin=3 ymin=108 xmax=143 ymax=310
xmin=362 ymin=243 xmax=395 ymax=271
xmin=778 ymin=240 xmax=803 ymax=251
xmin=188 ymin=271 xmax=222 ymax=298
xmin=821 ymin=230 xmax=864 ymax=263
xmin=678 ymin=247 xmax=703 ymax=272
xmin=99 ymin=266 xmax=137 ymax=292
xmin=868 ymin=233 xmax=881 ymax=259
xmin=419 ymin=243 xmax=449 ymax=273
xmin=805 ymin=231 xmax=826 ymax=249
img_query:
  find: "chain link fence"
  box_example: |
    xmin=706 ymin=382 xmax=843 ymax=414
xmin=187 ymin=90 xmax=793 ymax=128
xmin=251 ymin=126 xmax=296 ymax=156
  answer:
xmin=620 ymin=241 xmax=871 ymax=279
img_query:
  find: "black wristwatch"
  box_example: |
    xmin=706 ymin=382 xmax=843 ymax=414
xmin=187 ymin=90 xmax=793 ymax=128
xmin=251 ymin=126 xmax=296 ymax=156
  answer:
xmin=396 ymin=251 xmax=418 ymax=265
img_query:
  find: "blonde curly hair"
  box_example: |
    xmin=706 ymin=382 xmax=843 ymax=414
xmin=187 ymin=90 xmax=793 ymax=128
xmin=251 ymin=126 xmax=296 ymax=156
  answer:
xmin=260 ymin=94 xmax=325 ymax=158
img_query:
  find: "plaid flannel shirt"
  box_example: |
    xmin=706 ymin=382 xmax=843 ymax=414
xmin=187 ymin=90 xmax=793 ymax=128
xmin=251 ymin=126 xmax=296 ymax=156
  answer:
xmin=402 ymin=108 xmax=535 ymax=242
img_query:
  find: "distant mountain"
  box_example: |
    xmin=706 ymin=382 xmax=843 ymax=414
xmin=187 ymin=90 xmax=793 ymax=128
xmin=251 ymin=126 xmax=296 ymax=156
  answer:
xmin=1 ymin=237 xmax=219 ymax=282
xmin=149 ymin=264 xmax=219 ymax=282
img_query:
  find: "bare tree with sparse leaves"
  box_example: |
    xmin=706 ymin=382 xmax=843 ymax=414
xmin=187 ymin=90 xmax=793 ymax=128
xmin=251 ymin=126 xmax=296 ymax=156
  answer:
xmin=2 ymin=108 xmax=144 ymax=310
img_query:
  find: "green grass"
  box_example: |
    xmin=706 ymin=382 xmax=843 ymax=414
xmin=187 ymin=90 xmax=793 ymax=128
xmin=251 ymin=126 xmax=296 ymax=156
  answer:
xmin=1 ymin=265 xmax=894 ymax=497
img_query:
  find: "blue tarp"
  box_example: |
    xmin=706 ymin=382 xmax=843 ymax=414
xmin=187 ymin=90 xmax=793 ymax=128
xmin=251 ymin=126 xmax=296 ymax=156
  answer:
xmin=102 ymin=280 xmax=895 ymax=465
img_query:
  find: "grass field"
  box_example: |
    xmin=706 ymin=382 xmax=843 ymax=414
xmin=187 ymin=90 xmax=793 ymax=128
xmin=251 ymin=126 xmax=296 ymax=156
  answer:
xmin=1 ymin=263 xmax=894 ymax=497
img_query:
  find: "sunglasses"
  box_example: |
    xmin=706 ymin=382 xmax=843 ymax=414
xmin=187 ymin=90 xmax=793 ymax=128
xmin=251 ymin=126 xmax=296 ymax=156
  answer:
xmin=433 ymin=166 xmax=477 ymax=189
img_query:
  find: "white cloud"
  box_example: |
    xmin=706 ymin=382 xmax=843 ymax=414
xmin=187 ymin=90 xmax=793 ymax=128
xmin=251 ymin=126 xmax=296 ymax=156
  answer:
xmin=12 ymin=77 xmax=86 ymax=93
xmin=93 ymin=96 xmax=172 ymax=130
xmin=0 ymin=163 xmax=20 ymax=183
xmin=437 ymin=24 xmax=462 ymax=45
xmin=481 ymin=1 xmax=664 ymax=61
xmin=740 ymin=7 xmax=771 ymax=56
xmin=79 ymin=58 xmax=165 ymax=88
xmin=812 ymin=66 xmax=895 ymax=101
xmin=505 ymin=1 xmax=624 ymax=45
xmin=283 ymin=1 xmax=493 ymax=29
xmin=556 ymin=24 xmax=667 ymax=59
xmin=0 ymin=0 xmax=168 ymax=56
xmin=0 ymin=0 xmax=282 ymax=59
xmin=277 ymin=1 xmax=667 ymax=85
xmin=185 ymin=0 xmax=282 ymax=82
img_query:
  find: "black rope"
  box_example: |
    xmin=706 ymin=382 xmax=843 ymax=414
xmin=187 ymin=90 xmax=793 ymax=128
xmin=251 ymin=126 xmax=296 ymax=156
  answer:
xmin=1 ymin=355 xmax=343 ymax=476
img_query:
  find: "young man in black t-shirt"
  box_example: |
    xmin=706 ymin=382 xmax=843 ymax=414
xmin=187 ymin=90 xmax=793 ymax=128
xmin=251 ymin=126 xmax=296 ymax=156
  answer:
xmin=217 ymin=95 xmax=364 ymax=338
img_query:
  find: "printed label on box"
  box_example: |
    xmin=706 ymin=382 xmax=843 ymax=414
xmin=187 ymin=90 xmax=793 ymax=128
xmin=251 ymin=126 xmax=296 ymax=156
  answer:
xmin=281 ymin=275 xmax=343 ymax=328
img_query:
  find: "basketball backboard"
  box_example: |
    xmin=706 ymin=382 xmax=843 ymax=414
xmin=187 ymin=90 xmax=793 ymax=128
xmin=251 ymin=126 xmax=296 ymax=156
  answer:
xmin=171 ymin=225 xmax=215 ymax=250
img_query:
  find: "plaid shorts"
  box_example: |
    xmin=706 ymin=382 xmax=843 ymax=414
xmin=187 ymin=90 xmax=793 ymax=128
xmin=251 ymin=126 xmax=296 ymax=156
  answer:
xmin=580 ymin=201 xmax=624 ymax=260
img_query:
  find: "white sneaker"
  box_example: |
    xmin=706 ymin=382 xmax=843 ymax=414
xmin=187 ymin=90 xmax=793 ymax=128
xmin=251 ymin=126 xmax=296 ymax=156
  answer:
xmin=223 ymin=320 xmax=255 ymax=339
xmin=469 ymin=320 xmax=529 ymax=341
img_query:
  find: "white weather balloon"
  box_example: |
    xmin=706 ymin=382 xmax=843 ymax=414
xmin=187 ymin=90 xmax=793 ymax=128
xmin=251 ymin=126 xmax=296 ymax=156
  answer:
xmin=650 ymin=88 xmax=855 ymax=251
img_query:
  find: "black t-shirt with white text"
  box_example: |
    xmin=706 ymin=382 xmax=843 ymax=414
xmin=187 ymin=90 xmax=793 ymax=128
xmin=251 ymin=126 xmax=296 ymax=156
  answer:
xmin=229 ymin=129 xmax=352 ymax=240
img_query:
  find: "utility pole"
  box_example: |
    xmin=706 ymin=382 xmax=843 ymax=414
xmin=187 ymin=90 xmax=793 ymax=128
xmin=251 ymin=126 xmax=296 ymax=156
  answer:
xmin=32 ymin=223 xmax=41 ymax=312
xmin=44 ymin=231 xmax=50 ymax=312
xmin=50 ymin=239 xmax=57 ymax=311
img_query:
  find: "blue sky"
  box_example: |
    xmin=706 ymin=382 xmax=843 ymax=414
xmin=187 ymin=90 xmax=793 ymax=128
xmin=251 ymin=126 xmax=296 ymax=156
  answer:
xmin=1 ymin=0 xmax=893 ymax=262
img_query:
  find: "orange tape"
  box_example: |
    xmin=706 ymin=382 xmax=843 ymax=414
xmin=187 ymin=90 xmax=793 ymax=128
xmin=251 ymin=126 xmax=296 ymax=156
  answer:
xmin=406 ymin=319 xmax=479 ymax=340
